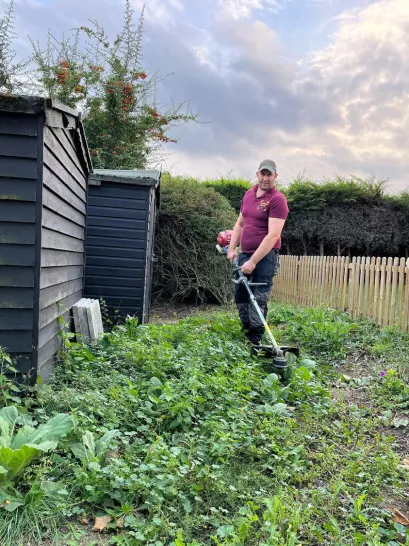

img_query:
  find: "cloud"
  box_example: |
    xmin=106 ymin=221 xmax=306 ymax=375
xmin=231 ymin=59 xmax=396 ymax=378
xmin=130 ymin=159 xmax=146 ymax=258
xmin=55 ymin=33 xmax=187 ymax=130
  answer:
xmin=5 ymin=0 xmax=409 ymax=191
xmin=217 ymin=0 xmax=287 ymax=19
xmin=154 ymin=0 xmax=409 ymax=191
xmin=131 ymin=0 xmax=183 ymax=25
xmin=292 ymin=0 xmax=409 ymax=184
xmin=144 ymin=14 xmax=335 ymax=156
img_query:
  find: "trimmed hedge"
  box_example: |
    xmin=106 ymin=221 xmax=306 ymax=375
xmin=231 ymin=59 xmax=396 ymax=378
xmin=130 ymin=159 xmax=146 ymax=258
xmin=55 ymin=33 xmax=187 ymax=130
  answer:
xmin=152 ymin=174 xmax=239 ymax=304
xmin=202 ymin=178 xmax=252 ymax=213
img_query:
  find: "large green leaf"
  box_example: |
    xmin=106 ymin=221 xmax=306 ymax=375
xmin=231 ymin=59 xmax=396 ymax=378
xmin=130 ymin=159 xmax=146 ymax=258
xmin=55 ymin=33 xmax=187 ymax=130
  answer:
xmin=12 ymin=413 xmax=73 ymax=449
xmin=4 ymin=500 xmax=25 ymax=512
xmin=10 ymin=425 xmax=35 ymax=450
xmin=0 ymin=418 xmax=11 ymax=448
xmin=82 ymin=430 xmax=96 ymax=460
xmin=0 ymin=407 xmax=18 ymax=430
xmin=95 ymin=430 xmax=117 ymax=457
xmin=0 ymin=445 xmax=43 ymax=481
xmin=27 ymin=441 xmax=58 ymax=452
xmin=70 ymin=442 xmax=88 ymax=462
xmin=0 ymin=407 xmax=18 ymax=447
xmin=71 ymin=429 xmax=118 ymax=465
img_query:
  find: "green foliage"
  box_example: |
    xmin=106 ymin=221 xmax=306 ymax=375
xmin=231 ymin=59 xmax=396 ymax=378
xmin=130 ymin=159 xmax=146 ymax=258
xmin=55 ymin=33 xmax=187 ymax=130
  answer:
xmin=0 ymin=0 xmax=29 ymax=93
xmin=1 ymin=304 xmax=401 ymax=545
xmin=29 ymin=0 xmax=199 ymax=169
xmin=152 ymin=174 xmax=238 ymax=304
xmin=71 ymin=429 xmax=118 ymax=467
xmin=0 ymin=348 xmax=22 ymax=406
xmin=0 ymin=406 xmax=73 ymax=483
xmin=1 ymin=303 xmax=409 ymax=544
xmin=202 ymin=178 xmax=252 ymax=213
xmin=268 ymin=305 xmax=358 ymax=362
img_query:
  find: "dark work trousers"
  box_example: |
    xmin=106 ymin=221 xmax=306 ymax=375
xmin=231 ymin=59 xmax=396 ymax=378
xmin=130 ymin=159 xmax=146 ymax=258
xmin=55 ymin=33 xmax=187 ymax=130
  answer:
xmin=234 ymin=249 xmax=280 ymax=344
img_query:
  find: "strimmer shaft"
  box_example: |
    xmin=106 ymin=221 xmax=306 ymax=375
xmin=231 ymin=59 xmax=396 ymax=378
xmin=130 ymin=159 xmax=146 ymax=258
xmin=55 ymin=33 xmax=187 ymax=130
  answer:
xmin=233 ymin=265 xmax=283 ymax=355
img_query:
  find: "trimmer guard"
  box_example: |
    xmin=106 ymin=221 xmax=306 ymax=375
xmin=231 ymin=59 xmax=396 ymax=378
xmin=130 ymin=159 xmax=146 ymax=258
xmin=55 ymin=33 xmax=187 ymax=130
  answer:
xmin=250 ymin=344 xmax=300 ymax=359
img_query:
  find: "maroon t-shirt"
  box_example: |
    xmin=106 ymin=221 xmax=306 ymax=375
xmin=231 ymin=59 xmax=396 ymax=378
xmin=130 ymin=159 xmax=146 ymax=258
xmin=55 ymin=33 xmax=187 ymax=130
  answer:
xmin=239 ymin=185 xmax=289 ymax=252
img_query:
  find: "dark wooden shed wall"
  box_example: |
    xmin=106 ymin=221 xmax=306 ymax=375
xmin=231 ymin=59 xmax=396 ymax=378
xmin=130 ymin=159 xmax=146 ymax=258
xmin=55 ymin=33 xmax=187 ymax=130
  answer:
xmin=0 ymin=96 xmax=91 ymax=382
xmin=37 ymin=125 xmax=88 ymax=377
xmin=0 ymin=113 xmax=40 ymax=375
xmin=84 ymin=183 xmax=151 ymax=320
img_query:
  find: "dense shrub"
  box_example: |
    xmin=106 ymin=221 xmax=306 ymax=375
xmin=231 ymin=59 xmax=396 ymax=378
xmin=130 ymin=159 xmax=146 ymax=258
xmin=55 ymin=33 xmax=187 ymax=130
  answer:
xmin=202 ymin=178 xmax=252 ymax=213
xmin=152 ymin=174 xmax=238 ymax=304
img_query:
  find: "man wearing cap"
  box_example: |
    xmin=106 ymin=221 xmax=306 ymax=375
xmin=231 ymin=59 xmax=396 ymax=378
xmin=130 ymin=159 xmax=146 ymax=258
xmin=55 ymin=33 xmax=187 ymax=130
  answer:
xmin=227 ymin=160 xmax=289 ymax=346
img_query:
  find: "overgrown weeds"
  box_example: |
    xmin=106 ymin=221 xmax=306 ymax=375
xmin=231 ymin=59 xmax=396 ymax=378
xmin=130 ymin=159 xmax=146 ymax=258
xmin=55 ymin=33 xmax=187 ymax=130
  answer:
xmin=0 ymin=303 xmax=409 ymax=545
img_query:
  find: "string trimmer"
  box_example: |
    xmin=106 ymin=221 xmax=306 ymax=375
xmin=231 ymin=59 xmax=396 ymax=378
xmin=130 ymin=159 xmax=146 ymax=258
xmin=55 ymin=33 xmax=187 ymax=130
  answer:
xmin=216 ymin=230 xmax=299 ymax=381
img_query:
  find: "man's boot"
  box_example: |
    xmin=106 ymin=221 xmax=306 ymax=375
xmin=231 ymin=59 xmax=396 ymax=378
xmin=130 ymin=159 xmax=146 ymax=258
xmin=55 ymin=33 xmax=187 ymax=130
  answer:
xmin=247 ymin=325 xmax=264 ymax=346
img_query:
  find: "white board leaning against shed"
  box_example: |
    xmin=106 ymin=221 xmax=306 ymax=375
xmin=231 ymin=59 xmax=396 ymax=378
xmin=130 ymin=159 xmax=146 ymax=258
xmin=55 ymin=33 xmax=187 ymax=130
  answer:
xmin=73 ymin=298 xmax=104 ymax=342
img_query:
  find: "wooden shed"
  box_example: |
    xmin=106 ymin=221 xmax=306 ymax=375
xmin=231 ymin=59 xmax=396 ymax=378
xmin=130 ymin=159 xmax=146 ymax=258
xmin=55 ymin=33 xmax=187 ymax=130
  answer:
xmin=84 ymin=169 xmax=160 ymax=324
xmin=0 ymin=95 xmax=92 ymax=383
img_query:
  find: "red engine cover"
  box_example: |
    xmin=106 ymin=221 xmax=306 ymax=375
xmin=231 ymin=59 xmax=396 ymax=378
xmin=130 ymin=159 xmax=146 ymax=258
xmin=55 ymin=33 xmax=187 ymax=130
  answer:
xmin=217 ymin=230 xmax=232 ymax=247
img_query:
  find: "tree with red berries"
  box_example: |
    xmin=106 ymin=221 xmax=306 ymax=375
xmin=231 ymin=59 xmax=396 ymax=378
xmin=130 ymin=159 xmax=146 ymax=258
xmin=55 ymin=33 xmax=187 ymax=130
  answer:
xmin=30 ymin=1 xmax=199 ymax=169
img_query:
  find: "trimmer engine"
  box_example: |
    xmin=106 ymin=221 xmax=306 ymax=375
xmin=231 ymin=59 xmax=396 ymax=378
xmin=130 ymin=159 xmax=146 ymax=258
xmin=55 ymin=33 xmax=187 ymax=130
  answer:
xmin=216 ymin=230 xmax=233 ymax=255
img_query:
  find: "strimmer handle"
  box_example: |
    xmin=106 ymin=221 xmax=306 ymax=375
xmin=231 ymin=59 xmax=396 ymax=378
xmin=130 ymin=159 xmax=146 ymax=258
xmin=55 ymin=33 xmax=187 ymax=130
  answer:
xmin=232 ymin=265 xmax=267 ymax=286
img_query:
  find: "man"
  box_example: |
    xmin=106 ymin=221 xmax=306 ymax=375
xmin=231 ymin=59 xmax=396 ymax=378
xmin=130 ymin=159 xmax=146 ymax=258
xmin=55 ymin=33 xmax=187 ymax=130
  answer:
xmin=227 ymin=159 xmax=289 ymax=346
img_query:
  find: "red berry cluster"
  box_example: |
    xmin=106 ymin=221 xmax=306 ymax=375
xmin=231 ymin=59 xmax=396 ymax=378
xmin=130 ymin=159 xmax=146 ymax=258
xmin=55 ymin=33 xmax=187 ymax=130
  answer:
xmin=56 ymin=60 xmax=70 ymax=84
xmin=133 ymin=71 xmax=147 ymax=80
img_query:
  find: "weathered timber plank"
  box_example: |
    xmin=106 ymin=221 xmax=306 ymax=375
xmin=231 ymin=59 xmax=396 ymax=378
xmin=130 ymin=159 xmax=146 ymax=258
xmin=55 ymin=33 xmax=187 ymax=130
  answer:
xmin=39 ymin=289 xmax=82 ymax=330
xmin=0 ymin=244 xmax=35 ymax=266
xmin=0 ymin=308 xmax=33 ymax=330
xmin=44 ymin=127 xmax=87 ymax=191
xmin=0 ymin=266 xmax=34 ymax=287
xmin=41 ymin=228 xmax=84 ymax=253
xmin=0 ymin=134 xmax=37 ymax=159
xmin=0 ymin=201 xmax=36 ymax=223
xmin=42 ymin=209 xmax=84 ymax=240
xmin=43 ymin=148 xmax=86 ymax=203
xmin=40 ymin=265 xmax=83 ymax=289
xmin=41 ymin=249 xmax=84 ymax=268
xmin=0 ymin=223 xmax=35 ymax=245
xmin=39 ymin=278 xmax=83 ymax=310
xmin=43 ymin=187 xmax=85 ymax=227
xmin=0 ymin=287 xmax=34 ymax=308
xmin=0 ymin=156 xmax=37 ymax=179
xmin=43 ymin=166 xmax=86 ymax=214
xmin=0 ymin=331 xmax=33 ymax=352
xmin=0 ymin=178 xmax=36 ymax=201
xmin=0 ymin=115 xmax=38 ymax=136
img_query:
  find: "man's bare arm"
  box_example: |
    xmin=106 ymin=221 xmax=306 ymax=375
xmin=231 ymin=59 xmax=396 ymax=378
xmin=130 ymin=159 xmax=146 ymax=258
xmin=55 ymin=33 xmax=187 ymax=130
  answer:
xmin=248 ymin=217 xmax=285 ymax=265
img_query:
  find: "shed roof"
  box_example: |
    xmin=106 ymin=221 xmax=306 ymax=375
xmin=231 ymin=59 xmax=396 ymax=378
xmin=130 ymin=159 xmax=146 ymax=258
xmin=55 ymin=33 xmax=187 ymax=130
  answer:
xmin=89 ymin=169 xmax=161 ymax=188
xmin=0 ymin=94 xmax=92 ymax=175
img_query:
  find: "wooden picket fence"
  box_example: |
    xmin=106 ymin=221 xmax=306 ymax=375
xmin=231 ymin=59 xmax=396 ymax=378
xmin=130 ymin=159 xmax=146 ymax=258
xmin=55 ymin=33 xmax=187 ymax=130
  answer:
xmin=273 ymin=255 xmax=409 ymax=331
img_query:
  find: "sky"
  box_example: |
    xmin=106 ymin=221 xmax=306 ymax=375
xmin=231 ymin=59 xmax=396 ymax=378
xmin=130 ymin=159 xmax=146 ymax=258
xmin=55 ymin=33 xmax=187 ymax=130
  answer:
xmin=4 ymin=0 xmax=409 ymax=191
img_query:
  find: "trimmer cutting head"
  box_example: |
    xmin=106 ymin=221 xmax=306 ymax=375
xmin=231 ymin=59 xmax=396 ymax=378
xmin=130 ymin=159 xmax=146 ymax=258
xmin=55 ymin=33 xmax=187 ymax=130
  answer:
xmin=250 ymin=345 xmax=300 ymax=382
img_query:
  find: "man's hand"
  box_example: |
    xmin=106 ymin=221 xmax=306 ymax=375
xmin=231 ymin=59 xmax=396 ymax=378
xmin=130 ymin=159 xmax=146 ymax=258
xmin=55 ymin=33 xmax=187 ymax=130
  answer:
xmin=227 ymin=249 xmax=237 ymax=263
xmin=241 ymin=259 xmax=256 ymax=275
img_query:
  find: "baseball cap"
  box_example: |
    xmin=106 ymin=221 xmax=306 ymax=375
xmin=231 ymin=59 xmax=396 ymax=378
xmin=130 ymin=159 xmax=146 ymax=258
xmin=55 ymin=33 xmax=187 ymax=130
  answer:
xmin=258 ymin=159 xmax=276 ymax=173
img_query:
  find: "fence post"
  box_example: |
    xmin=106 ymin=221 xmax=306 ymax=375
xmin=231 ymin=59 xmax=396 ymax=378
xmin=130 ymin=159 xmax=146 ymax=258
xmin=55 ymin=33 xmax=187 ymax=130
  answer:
xmin=348 ymin=257 xmax=356 ymax=316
